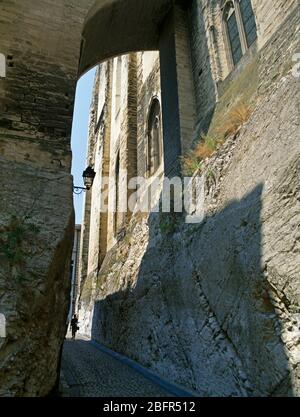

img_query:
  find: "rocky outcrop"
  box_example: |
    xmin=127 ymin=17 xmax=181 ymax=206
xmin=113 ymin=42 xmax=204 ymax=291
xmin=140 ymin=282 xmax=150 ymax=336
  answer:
xmin=0 ymin=161 xmax=74 ymax=396
xmin=79 ymin=58 xmax=300 ymax=395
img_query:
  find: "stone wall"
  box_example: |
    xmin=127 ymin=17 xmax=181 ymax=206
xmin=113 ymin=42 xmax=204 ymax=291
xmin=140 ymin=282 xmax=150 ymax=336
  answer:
xmin=79 ymin=4 xmax=300 ymax=396
xmin=0 ymin=0 xmax=94 ymax=396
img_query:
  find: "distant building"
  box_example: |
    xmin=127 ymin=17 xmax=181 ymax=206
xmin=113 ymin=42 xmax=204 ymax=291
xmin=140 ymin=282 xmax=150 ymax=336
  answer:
xmin=69 ymin=225 xmax=81 ymax=320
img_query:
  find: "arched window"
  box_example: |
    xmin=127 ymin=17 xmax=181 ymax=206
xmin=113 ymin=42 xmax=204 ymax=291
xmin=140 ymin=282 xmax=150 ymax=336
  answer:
xmin=223 ymin=1 xmax=243 ymax=66
xmin=147 ymin=98 xmax=162 ymax=177
xmin=222 ymin=0 xmax=257 ymax=69
xmin=239 ymin=0 xmax=257 ymax=48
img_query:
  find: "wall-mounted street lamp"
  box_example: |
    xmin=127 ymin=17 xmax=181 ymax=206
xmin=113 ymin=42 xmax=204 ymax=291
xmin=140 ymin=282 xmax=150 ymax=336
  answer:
xmin=73 ymin=166 xmax=96 ymax=195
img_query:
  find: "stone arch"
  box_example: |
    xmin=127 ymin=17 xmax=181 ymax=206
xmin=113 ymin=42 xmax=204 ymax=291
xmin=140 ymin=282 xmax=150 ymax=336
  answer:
xmin=79 ymin=0 xmax=197 ymax=176
xmin=79 ymin=0 xmax=172 ymax=76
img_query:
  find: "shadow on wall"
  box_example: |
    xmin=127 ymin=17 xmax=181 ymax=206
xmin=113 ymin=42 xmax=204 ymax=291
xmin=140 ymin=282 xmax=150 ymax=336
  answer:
xmin=89 ymin=184 xmax=293 ymax=396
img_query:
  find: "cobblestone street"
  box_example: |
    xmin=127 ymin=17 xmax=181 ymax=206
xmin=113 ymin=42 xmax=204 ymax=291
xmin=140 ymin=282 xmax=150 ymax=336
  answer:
xmin=59 ymin=336 xmax=175 ymax=397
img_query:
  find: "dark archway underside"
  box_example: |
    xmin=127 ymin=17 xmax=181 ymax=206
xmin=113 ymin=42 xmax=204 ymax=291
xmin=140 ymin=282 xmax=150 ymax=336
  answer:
xmin=79 ymin=0 xmax=172 ymax=76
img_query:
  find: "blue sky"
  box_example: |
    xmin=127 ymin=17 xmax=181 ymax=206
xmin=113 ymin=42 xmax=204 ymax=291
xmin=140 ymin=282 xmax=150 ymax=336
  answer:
xmin=71 ymin=67 xmax=97 ymax=224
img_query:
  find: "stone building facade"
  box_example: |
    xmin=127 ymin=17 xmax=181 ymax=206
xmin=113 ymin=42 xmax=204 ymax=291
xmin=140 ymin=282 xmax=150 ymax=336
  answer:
xmin=0 ymin=0 xmax=299 ymax=397
xmin=77 ymin=51 xmax=163 ymax=305
xmin=80 ymin=0 xmax=300 ymax=294
xmin=77 ymin=0 xmax=300 ymax=397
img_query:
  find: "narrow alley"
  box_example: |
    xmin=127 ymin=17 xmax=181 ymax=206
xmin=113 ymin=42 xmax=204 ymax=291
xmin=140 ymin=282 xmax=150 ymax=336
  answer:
xmin=1 ymin=0 xmax=299 ymax=400
xmin=59 ymin=336 xmax=192 ymax=397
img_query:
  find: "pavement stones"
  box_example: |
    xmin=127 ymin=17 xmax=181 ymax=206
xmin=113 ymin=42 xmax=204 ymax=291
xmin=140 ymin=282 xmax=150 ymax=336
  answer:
xmin=59 ymin=336 xmax=174 ymax=397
